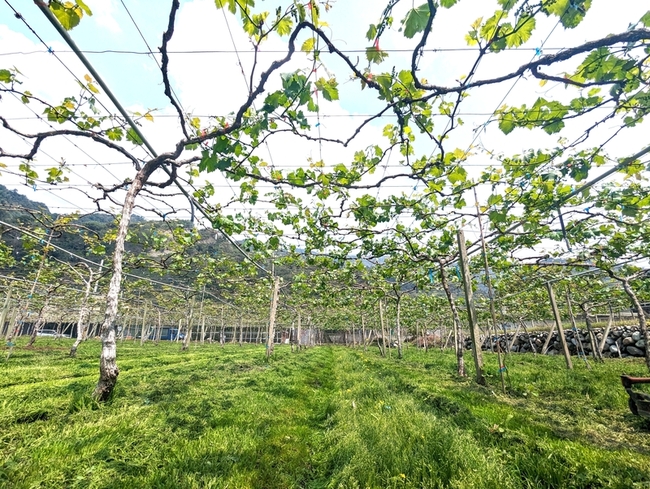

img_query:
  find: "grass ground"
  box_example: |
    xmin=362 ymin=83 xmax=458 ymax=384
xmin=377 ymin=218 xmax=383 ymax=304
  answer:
xmin=1 ymin=339 xmax=650 ymax=488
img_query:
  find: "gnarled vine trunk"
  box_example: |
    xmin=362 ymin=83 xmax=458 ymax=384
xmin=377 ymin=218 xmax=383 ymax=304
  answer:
xmin=181 ymin=298 xmax=195 ymax=351
xmin=438 ymin=261 xmax=465 ymax=377
xmin=296 ymin=310 xmax=302 ymax=351
xmin=621 ymin=278 xmax=650 ymax=371
xmin=266 ymin=276 xmax=280 ymax=361
xmin=26 ymin=300 xmax=49 ymax=347
xmin=579 ymin=302 xmax=604 ymax=363
xmin=94 ymin=176 xmax=144 ymax=401
xmin=70 ymin=268 xmax=93 ymax=358
xmin=378 ymin=299 xmax=387 ymax=357
xmin=0 ymin=284 xmax=13 ymax=340
xmin=395 ymin=294 xmax=403 ymax=359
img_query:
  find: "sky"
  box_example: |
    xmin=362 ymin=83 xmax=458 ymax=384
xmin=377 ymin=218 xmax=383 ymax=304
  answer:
xmin=0 ymin=0 xmax=648 ymax=248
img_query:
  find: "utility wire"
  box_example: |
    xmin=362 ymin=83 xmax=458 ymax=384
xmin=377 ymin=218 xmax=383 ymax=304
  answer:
xmin=32 ymin=3 xmax=272 ymax=276
xmin=220 ymin=6 xmax=280 ymax=197
xmin=5 ymin=91 xmax=172 ymax=218
xmin=1 ymin=108 xmax=619 ymax=121
xmin=2 ymin=6 xmax=173 ymax=217
xmin=0 ymin=46 xmax=576 ymax=56
xmin=467 ymin=18 xmax=563 ymax=152
xmin=0 ymin=272 xmax=230 ymax=318
xmin=118 ymin=0 xmax=241 ymax=217
xmin=464 ymin=143 xmax=650 ymax=260
xmin=3 ymin=0 xmax=134 ymax=143
xmin=0 ymin=219 xmax=237 ymax=307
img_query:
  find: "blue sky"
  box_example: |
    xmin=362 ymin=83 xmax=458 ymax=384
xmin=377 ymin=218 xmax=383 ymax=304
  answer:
xmin=0 ymin=0 xmax=649 ymax=238
xmin=2 ymin=2 xmax=172 ymax=109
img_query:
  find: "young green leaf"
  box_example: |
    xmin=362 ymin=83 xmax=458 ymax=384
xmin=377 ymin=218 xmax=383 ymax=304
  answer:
xmin=641 ymin=10 xmax=650 ymax=27
xmin=401 ymin=3 xmax=431 ymax=39
xmin=301 ymin=38 xmax=315 ymax=52
xmin=0 ymin=69 xmax=13 ymax=83
xmin=126 ymin=128 xmax=143 ymax=146
xmin=505 ymin=14 xmax=535 ymax=48
xmin=366 ymin=46 xmax=388 ymax=65
xmin=76 ymin=0 xmax=92 ymax=17
xmin=49 ymin=1 xmax=82 ymax=31
xmin=315 ymin=77 xmax=339 ymax=101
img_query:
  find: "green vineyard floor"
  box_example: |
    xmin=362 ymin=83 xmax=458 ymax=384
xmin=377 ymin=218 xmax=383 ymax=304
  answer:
xmin=1 ymin=340 xmax=650 ymax=488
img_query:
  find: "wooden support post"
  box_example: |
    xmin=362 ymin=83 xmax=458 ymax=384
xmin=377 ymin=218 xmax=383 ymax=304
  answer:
xmin=518 ymin=319 xmax=538 ymax=355
xmin=378 ymin=299 xmax=387 ymax=357
xmin=0 ymin=284 xmax=12 ymax=339
xmin=220 ymin=307 xmax=225 ymax=347
xmin=598 ymin=305 xmax=613 ymax=353
xmin=139 ymin=302 xmax=149 ymax=346
xmin=474 ymin=187 xmax=505 ymax=392
xmin=540 ymin=320 xmax=557 ymax=355
xmin=155 ymin=309 xmax=162 ymax=344
xmin=566 ymin=291 xmax=591 ymax=368
xmin=296 ymin=309 xmax=302 ymax=351
xmin=457 ymin=230 xmax=485 ymax=385
xmin=238 ymin=315 xmax=244 ymax=346
xmin=266 ymin=276 xmax=280 ymax=361
xmin=546 ymin=282 xmax=573 ymax=370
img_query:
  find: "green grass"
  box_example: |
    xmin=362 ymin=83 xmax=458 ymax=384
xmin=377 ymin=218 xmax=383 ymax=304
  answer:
xmin=1 ymin=339 xmax=650 ymax=488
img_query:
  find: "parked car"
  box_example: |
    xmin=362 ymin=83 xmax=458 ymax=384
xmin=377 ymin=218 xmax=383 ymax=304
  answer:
xmin=36 ymin=329 xmax=60 ymax=337
xmin=157 ymin=328 xmax=185 ymax=341
xmin=36 ymin=329 xmax=70 ymax=338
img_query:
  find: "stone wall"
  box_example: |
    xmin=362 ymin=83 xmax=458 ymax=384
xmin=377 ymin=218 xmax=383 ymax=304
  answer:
xmin=465 ymin=326 xmax=646 ymax=358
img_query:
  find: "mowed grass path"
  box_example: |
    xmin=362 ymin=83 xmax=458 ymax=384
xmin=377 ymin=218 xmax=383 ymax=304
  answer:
xmin=1 ymin=340 xmax=650 ymax=488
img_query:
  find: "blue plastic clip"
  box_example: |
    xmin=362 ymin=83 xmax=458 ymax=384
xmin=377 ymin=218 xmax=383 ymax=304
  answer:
xmin=428 ymin=268 xmax=434 ymax=284
xmin=534 ymin=47 xmax=542 ymax=57
xmin=32 ymin=184 xmax=37 ymax=191
xmin=315 ymin=122 xmax=321 ymax=127
xmin=47 ymin=46 xmax=54 ymax=54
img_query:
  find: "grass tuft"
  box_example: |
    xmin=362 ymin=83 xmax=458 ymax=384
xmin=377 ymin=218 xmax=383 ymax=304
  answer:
xmin=1 ymin=339 xmax=650 ymax=488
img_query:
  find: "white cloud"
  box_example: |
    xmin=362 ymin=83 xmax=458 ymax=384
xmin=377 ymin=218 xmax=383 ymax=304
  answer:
xmin=85 ymin=0 xmax=122 ymax=34
xmin=0 ymin=0 xmax=648 ymax=233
